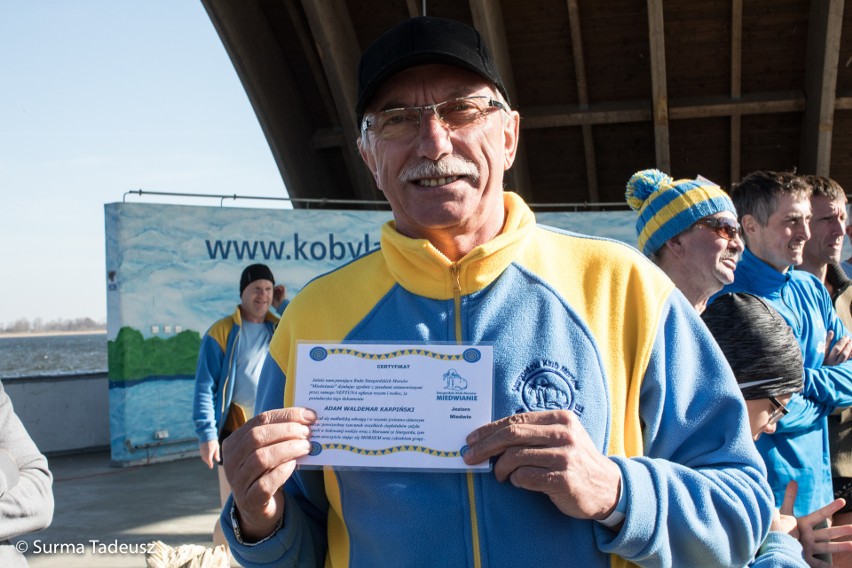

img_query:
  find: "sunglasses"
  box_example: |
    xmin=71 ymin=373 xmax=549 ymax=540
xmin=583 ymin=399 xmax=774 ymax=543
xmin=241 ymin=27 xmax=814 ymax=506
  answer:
xmin=693 ymin=217 xmax=741 ymax=241
xmin=767 ymin=396 xmax=789 ymax=426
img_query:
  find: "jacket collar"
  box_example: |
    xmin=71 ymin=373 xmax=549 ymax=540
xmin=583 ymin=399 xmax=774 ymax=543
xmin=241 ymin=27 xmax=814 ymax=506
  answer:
xmin=380 ymin=192 xmax=536 ymax=299
xmin=231 ymin=305 xmax=280 ymax=327
xmin=734 ymin=247 xmax=792 ymax=297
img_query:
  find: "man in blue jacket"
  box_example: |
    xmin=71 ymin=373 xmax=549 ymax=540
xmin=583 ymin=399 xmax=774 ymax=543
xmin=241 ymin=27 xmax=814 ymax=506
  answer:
xmin=192 ymin=262 xmax=287 ymax=549
xmin=219 ymin=17 xmax=773 ymax=568
xmin=718 ymin=170 xmax=852 ymax=522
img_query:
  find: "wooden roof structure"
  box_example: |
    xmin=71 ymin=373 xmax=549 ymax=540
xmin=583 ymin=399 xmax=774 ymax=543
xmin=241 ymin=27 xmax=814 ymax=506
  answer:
xmin=201 ymin=0 xmax=852 ymax=210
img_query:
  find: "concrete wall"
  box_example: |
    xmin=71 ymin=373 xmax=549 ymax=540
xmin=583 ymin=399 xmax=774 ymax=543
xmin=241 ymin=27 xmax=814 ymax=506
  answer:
xmin=4 ymin=373 xmax=110 ymax=454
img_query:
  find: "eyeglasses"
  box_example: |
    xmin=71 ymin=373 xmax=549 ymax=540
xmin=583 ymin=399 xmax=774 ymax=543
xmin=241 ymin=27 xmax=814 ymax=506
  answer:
xmin=767 ymin=396 xmax=789 ymax=426
xmin=361 ymin=95 xmax=507 ymax=141
xmin=693 ymin=217 xmax=741 ymax=241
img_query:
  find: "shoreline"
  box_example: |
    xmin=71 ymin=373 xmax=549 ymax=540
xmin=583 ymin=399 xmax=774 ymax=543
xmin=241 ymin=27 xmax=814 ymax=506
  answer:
xmin=0 ymin=330 xmax=106 ymax=339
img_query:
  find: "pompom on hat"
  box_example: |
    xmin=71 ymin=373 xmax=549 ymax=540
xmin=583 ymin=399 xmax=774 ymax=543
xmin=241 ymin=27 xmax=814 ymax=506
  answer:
xmin=626 ymin=169 xmax=737 ymax=257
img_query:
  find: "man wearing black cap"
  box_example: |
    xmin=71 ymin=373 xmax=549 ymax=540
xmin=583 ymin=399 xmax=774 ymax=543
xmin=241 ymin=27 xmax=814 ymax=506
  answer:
xmin=192 ymin=262 xmax=286 ymax=549
xmin=220 ymin=17 xmax=771 ymax=568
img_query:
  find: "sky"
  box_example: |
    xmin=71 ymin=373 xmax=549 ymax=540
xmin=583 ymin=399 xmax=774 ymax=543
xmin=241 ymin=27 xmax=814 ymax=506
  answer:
xmin=0 ymin=1 xmax=290 ymax=325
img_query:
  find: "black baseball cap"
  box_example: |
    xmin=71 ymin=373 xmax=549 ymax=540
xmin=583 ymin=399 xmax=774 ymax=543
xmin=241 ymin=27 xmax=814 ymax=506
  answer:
xmin=355 ymin=16 xmax=510 ymax=124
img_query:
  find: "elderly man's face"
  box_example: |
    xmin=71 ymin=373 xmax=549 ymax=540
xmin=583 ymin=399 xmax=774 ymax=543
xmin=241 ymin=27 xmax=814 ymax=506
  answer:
xmin=679 ymin=212 xmax=744 ymax=290
xmin=357 ymin=64 xmax=519 ymax=252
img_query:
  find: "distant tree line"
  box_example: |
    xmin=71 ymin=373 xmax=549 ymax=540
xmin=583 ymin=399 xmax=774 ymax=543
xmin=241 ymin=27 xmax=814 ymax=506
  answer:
xmin=0 ymin=317 xmax=106 ymax=334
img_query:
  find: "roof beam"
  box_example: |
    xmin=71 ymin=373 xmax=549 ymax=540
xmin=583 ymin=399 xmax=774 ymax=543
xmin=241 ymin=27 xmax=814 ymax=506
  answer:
xmin=646 ymin=0 xmax=670 ymax=172
xmin=469 ymin=0 xmax=533 ymax=199
xmin=729 ymin=0 xmax=742 ymax=185
xmin=520 ymin=91 xmax=806 ymax=130
xmin=405 ymin=0 xmax=421 ymax=17
xmin=668 ymin=92 xmax=806 ymax=119
xmin=300 ymin=0 xmax=381 ymax=201
xmin=800 ymin=0 xmax=844 ymax=175
xmin=566 ymin=0 xmax=599 ymax=203
xmin=284 ymin=2 xmax=339 ymax=124
xmin=199 ymin=0 xmax=339 ymax=202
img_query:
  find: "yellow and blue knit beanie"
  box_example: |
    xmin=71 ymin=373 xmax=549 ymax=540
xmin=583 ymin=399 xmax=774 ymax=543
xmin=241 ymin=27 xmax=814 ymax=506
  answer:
xmin=625 ymin=169 xmax=736 ymax=257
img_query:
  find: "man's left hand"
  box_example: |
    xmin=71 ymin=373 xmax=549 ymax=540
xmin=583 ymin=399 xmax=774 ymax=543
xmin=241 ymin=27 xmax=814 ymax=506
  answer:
xmin=462 ymin=410 xmax=622 ymax=521
xmin=824 ymin=330 xmax=852 ymax=366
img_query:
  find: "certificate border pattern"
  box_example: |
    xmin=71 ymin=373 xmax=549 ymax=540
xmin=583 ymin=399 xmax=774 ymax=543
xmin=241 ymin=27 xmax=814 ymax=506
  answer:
xmin=309 ymin=346 xmax=481 ymax=363
xmin=309 ymin=440 xmax=465 ymax=458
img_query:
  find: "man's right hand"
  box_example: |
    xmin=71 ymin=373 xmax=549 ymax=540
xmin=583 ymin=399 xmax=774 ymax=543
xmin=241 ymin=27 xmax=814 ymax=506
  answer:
xmin=222 ymin=407 xmax=316 ymax=542
xmin=775 ymin=480 xmax=852 ymax=567
xmin=199 ymin=440 xmax=220 ymax=469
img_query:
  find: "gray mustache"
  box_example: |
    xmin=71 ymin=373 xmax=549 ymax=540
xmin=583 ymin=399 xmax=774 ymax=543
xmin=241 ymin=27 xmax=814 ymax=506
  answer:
xmin=399 ymin=158 xmax=479 ymax=183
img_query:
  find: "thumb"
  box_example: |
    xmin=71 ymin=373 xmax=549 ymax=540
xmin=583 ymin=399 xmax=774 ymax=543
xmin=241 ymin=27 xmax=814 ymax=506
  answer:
xmin=779 ymin=480 xmax=798 ymax=516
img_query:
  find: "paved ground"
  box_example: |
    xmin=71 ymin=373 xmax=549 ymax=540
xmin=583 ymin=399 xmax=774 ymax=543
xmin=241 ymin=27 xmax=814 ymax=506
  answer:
xmin=14 ymin=450 xmax=230 ymax=567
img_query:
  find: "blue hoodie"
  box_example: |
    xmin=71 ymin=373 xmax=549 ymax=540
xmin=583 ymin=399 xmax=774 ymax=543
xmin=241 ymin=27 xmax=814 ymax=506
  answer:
xmin=718 ymin=247 xmax=852 ymax=516
xmin=223 ymin=193 xmax=772 ymax=568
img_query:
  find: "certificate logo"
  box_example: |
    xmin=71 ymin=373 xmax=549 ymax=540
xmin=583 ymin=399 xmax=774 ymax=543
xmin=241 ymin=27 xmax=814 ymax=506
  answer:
xmin=437 ymin=368 xmax=478 ymax=401
xmin=442 ymin=369 xmax=468 ymax=390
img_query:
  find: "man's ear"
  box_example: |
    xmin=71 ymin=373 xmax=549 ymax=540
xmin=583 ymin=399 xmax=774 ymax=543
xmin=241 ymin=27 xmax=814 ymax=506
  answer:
xmin=357 ymin=136 xmax=381 ymax=188
xmin=663 ymin=233 xmax=686 ymax=257
xmin=741 ymin=213 xmax=758 ymax=237
xmin=502 ymin=110 xmax=520 ymax=171
xmin=845 ymin=223 xmax=852 ymax=240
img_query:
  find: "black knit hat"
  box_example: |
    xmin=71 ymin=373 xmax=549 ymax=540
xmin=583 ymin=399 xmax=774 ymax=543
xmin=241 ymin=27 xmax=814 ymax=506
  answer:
xmin=702 ymin=293 xmax=803 ymax=399
xmin=355 ymin=16 xmax=510 ymax=124
xmin=239 ymin=263 xmax=274 ymax=296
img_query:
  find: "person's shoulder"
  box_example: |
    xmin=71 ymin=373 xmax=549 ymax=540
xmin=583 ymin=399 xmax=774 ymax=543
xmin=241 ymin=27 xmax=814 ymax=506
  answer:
xmin=533 ymin=224 xmax=664 ymax=277
xmin=790 ymin=268 xmax=830 ymax=294
xmin=276 ymin=249 xmax=393 ymax=340
xmin=207 ymin=311 xmax=237 ymax=334
xmin=286 ymin=249 xmax=388 ymax=311
xmin=535 ymin=224 xmax=645 ymax=260
xmin=204 ymin=309 xmax=239 ymax=346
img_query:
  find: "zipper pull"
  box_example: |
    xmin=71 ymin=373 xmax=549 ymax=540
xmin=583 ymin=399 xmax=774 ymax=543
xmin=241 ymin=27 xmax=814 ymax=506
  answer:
xmin=451 ymin=263 xmax=462 ymax=297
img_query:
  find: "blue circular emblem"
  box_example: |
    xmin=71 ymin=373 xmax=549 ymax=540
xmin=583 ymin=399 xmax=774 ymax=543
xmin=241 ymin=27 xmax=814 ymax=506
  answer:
xmin=308 ymin=441 xmax=323 ymax=456
xmin=462 ymin=348 xmax=481 ymax=363
xmin=521 ymin=368 xmax=574 ymax=411
xmin=460 ymin=444 xmax=469 ymax=457
xmin=309 ymin=347 xmax=328 ymax=361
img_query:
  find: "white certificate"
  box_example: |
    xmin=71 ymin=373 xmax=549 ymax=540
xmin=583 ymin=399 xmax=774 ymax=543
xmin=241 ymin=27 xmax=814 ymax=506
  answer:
xmin=293 ymin=342 xmax=494 ymax=471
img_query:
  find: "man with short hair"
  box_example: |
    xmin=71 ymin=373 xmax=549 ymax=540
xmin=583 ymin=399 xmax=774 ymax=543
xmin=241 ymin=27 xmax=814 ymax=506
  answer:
xmin=625 ymin=168 xmax=744 ymax=313
xmin=799 ymin=174 xmax=852 ymax=566
xmin=718 ymin=170 xmax=852 ymax=522
xmin=192 ymin=262 xmax=287 ymax=549
xmin=801 ymin=175 xmax=852 ymax=305
xmin=220 ymin=17 xmax=772 ymax=568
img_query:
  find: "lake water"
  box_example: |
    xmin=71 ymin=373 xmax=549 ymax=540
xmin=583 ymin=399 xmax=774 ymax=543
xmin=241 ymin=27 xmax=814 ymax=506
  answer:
xmin=0 ymin=333 xmax=107 ymax=378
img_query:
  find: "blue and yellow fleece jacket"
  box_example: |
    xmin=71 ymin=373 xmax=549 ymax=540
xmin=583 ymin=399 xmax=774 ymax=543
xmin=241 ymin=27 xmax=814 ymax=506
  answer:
xmin=719 ymin=248 xmax=852 ymax=517
xmin=193 ymin=305 xmax=281 ymax=443
xmin=224 ymin=193 xmax=772 ymax=568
